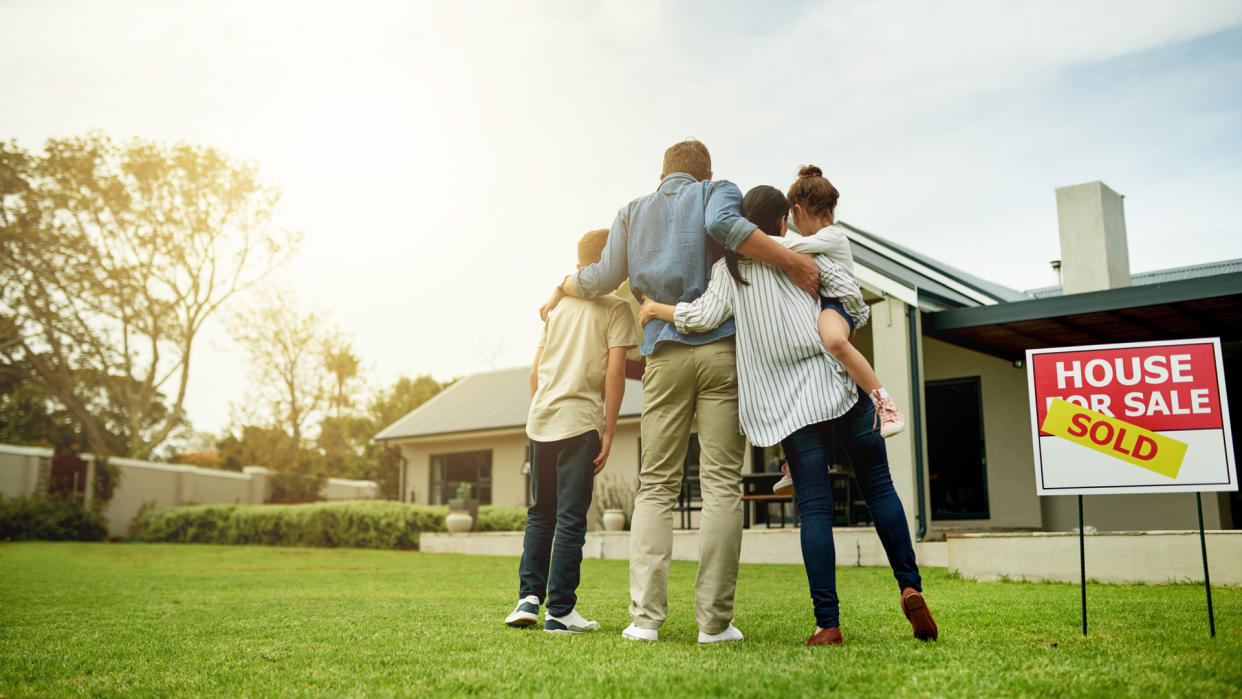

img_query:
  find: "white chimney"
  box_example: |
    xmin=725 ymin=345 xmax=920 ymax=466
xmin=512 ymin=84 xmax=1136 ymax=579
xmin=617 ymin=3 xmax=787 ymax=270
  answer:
xmin=1055 ymin=181 xmax=1131 ymax=294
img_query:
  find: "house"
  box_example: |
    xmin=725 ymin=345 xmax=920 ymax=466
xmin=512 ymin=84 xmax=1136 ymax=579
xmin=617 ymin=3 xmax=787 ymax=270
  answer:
xmin=376 ymin=180 xmax=1241 ymax=538
xmin=372 ymin=367 xmax=646 ymax=520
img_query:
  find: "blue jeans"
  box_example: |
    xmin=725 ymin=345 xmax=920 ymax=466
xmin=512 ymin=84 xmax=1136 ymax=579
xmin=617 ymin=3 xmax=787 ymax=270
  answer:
xmin=518 ymin=430 xmax=598 ymax=617
xmin=781 ymin=387 xmax=922 ymax=629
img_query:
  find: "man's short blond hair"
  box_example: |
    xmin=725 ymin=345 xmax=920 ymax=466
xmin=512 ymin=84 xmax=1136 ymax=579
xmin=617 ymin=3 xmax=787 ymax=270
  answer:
xmin=662 ymin=139 xmax=711 ymax=181
xmin=578 ymin=228 xmax=610 ymax=266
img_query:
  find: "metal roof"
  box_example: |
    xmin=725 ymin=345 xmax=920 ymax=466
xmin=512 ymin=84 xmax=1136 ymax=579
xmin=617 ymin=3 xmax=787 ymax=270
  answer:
xmin=840 ymin=222 xmax=1030 ymax=306
xmin=1025 ymin=259 xmax=1242 ymax=299
xmin=922 ymin=273 xmax=1242 ymax=360
xmin=374 ymin=366 xmax=644 ymax=442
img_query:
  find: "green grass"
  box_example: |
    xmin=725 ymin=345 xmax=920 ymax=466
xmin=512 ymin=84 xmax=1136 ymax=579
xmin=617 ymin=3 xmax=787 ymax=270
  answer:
xmin=1 ymin=543 xmax=1239 ymax=697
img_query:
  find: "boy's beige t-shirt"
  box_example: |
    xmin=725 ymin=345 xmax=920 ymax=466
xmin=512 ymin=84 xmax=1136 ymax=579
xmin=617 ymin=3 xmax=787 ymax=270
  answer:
xmin=526 ymin=295 xmax=638 ymax=442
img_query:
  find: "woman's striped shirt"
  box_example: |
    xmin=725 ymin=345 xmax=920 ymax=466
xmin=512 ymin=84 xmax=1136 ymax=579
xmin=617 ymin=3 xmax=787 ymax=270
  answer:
xmin=673 ymin=254 xmax=870 ymax=447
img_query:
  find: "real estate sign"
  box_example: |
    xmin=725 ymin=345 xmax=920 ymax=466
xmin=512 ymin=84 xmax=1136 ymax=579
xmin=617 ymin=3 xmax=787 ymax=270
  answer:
xmin=1027 ymin=338 xmax=1237 ymax=495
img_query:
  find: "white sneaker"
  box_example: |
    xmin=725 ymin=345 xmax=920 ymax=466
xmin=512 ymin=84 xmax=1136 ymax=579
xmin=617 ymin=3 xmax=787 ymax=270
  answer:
xmin=621 ymin=623 xmax=658 ymax=641
xmin=505 ymin=595 xmax=540 ymax=628
xmin=698 ymin=623 xmax=744 ymax=644
xmin=544 ymin=609 xmax=600 ymax=634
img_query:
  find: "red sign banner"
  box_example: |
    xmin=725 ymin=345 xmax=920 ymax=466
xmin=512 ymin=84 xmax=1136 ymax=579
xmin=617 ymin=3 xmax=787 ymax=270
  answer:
xmin=1030 ymin=341 xmax=1223 ymax=435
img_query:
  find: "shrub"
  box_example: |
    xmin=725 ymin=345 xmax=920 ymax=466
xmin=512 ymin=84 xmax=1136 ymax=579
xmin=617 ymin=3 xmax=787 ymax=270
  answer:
xmin=0 ymin=494 xmax=108 ymax=542
xmin=475 ymin=506 xmax=527 ymax=532
xmin=135 ymin=500 xmax=448 ymax=549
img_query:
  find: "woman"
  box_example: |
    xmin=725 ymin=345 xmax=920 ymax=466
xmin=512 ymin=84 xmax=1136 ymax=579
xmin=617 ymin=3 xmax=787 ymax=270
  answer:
xmin=639 ymin=174 xmax=937 ymax=646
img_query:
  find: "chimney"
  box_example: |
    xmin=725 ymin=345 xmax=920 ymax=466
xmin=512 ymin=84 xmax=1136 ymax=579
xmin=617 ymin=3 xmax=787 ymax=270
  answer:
xmin=1055 ymin=181 xmax=1131 ymax=294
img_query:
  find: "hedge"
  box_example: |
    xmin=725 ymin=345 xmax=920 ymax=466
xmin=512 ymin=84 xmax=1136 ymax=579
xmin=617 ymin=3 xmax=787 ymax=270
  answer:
xmin=133 ymin=501 xmax=528 ymax=549
xmin=475 ymin=506 xmax=527 ymax=532
xmin=0 ymin=494 xmax=108 ymax=542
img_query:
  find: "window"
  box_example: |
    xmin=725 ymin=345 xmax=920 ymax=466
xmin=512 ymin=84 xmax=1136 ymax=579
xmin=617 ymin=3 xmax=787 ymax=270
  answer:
xmin=926 ymin=377 xmax=989 ymax=520
xmin=429 ymin=450 xmax=492 ymax=504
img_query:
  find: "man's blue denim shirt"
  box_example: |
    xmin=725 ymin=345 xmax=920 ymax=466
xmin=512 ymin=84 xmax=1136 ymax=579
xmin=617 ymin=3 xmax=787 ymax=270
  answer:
xmin=572 ymin=173 xmax=757 ymax=356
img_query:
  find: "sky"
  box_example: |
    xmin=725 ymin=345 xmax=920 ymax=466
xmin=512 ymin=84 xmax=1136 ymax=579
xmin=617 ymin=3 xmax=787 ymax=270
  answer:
xmin=3 ymin=0 xmax=1242 ymax=437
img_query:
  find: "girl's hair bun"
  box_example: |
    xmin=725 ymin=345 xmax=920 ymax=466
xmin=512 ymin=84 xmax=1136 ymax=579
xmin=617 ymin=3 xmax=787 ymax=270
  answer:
xmin=797 ymin=165 xmax=822 ymax=179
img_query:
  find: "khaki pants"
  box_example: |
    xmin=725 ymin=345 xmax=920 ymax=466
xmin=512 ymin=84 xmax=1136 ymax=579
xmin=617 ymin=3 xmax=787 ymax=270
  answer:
xmin=629 ymin=337 xmax=744 ymax=634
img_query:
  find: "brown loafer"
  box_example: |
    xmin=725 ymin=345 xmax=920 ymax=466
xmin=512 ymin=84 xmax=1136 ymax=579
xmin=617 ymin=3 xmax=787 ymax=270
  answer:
xmin=805 ymin=626 xmax=843 ymax=646
xmin=901 ymin=588 xmax=938 ymax=641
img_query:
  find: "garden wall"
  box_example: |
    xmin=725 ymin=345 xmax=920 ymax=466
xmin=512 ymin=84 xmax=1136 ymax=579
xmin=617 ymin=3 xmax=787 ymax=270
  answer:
xmin=0 ymin=443 xmax=380 ymax=538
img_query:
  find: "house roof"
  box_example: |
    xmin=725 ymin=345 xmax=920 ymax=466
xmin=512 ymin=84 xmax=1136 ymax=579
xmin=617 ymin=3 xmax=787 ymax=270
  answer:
xmin=922 ymin=272 xmax=1242 ymax=360
xmin=1025 ymin=259 xmax=1242 ymax=298
xmin=374 ymin=366 xmax=644 ymax=442
xmin=840 ymin=222 xmax=1030 ymax=307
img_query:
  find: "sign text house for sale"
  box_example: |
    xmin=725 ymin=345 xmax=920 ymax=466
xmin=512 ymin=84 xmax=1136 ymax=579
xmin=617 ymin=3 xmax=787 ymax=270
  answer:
xmin=1026 ymin=338 xmax=1236 ymax=495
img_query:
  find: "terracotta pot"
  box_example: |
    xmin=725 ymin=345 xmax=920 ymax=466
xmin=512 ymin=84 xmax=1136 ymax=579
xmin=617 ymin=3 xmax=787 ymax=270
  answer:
xmin=446 ymin=512 xmax=473 ymax=533
xmin=602 ymin=509 xmax=626 ymax=532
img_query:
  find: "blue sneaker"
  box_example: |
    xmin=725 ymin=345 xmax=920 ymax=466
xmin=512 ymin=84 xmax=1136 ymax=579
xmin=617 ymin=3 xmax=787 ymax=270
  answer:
xmin=544 ymin=609 xmax=600 ymax=634
xmin=505 ymin=595 xmax=540 ymax=628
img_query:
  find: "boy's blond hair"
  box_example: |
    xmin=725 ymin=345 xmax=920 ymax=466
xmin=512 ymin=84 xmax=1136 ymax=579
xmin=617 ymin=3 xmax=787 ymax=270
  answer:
xmin=578 ymin=228 xmax=609 ymax=266
xmin=662 ymin=139 xmax=711 ymax=181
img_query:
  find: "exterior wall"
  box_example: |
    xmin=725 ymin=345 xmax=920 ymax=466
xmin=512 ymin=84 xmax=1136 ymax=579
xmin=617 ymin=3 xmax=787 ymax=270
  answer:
xmin=398 ymin=420 xmax=643 ymax=516
xmin=422 ymin=528 xmax=948 ymax=568
xmin=921 ymin=337 xmax=1043 ymax=533
xmin=948 ymin=531 xmax=1242 ymax=586
xmin=1041 ymin=493 xmax=1225 ymax=532
xmin=100 ymin=458 xmax=249 ymax=538
xmin=867 ymin=297 xmax=923 ymax=541
xmin=321 ymin=478 xmax=381 ymax=500
xmin=399 ymin=432 xmax=528 ymax=507
xmin=0 ymin=445 xmax=52 ymax=498
xmin=2 ymin=444 xmax=379 ymax=538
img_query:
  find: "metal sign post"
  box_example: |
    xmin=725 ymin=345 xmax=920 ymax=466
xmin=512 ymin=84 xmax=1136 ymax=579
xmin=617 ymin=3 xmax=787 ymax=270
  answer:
xmin=1196 ymin=493 xmax=1216 ymax=638
xmin=1078 ymin=495 xmax=1087 ymax=636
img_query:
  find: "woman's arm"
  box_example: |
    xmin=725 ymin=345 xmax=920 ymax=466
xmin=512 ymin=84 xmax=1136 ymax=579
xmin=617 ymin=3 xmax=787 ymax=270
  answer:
xmin=673 ymin=258 xmax=735 ymax=333
xmin=638 ymin=258 xmax=735 ymax=333
xmin=639 ymin=298 xmax=675 ymax=326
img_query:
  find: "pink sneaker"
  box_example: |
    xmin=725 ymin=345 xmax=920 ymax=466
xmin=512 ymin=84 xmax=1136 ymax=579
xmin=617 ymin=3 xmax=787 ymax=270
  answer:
xmin=872 ymin=390 xmax=905 ymax=438
xmin=773 ymin=462 xmax=794 ymax=496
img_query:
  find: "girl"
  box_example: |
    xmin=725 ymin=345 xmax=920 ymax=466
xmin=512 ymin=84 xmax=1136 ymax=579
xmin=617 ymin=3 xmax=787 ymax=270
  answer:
xmin=786 ymin=165 xmax=903 ymax=439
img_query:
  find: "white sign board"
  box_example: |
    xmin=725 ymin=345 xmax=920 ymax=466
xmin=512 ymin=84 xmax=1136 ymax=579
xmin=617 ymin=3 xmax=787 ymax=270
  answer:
xmin=1026 ymin=338 xmax=1236 ymax=495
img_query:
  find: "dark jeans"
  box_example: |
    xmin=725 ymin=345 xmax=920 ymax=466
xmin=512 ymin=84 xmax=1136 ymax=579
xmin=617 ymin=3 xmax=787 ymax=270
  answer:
xmin=518 ymin=430 xmax=599 ymax=617
xmin=781 ymin=387 xmax=922 ymax=629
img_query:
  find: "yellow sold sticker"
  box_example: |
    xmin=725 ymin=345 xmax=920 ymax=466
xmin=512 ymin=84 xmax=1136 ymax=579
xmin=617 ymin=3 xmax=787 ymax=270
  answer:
xmin=1040 ymin=398 xmax=1189 ymax=479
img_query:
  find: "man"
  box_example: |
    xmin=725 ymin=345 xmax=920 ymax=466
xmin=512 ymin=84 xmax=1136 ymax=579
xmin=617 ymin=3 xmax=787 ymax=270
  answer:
xmin=541 ymin=140 xmax=816 ymax=643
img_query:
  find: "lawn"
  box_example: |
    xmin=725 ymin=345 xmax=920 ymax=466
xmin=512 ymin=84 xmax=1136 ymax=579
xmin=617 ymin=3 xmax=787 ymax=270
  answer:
xmin=1 ymin=543 xmax=1239 ymax=697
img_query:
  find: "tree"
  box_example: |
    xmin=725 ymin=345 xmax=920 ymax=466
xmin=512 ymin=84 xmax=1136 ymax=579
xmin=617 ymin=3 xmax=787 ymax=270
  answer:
xmin=229 ymin=290 xmax=334 ymax=500
xmin=323 ymin=338 xmax=362 ymax=418
xmin=215 ymin=424 xmax=294 ymax=472
xmin=0 ymin=134 xmax=298 ymax=460
xmin=313 ymin=374 xmax=451 ymax=498
xmin=364 ymin=375 xmax=453 ymax=499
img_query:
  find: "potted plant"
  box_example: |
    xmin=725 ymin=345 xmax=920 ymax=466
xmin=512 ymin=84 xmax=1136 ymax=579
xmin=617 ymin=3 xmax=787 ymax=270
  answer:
xmin=447 ymin=482 xmax=479 ymax=533
xmin=595 ymin=474 xmax=635 ymax=532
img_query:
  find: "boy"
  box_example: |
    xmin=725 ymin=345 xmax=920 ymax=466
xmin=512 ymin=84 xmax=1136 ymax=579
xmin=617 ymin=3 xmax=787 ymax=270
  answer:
xmin=505 ymin=228 xmax=638 ymax=633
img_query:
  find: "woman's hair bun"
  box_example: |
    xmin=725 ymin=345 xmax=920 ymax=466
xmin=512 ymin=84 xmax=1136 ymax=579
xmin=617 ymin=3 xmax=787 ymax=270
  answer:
xmin=797 ymin=165 xmax=823 ymax=179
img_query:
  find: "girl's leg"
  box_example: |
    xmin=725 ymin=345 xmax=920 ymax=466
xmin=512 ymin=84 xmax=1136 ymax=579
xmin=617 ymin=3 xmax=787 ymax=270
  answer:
xmin=781 ymin=420 xmax=840 ymax=629
xmin=818 ymin=310 xmax=882 ymax=395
